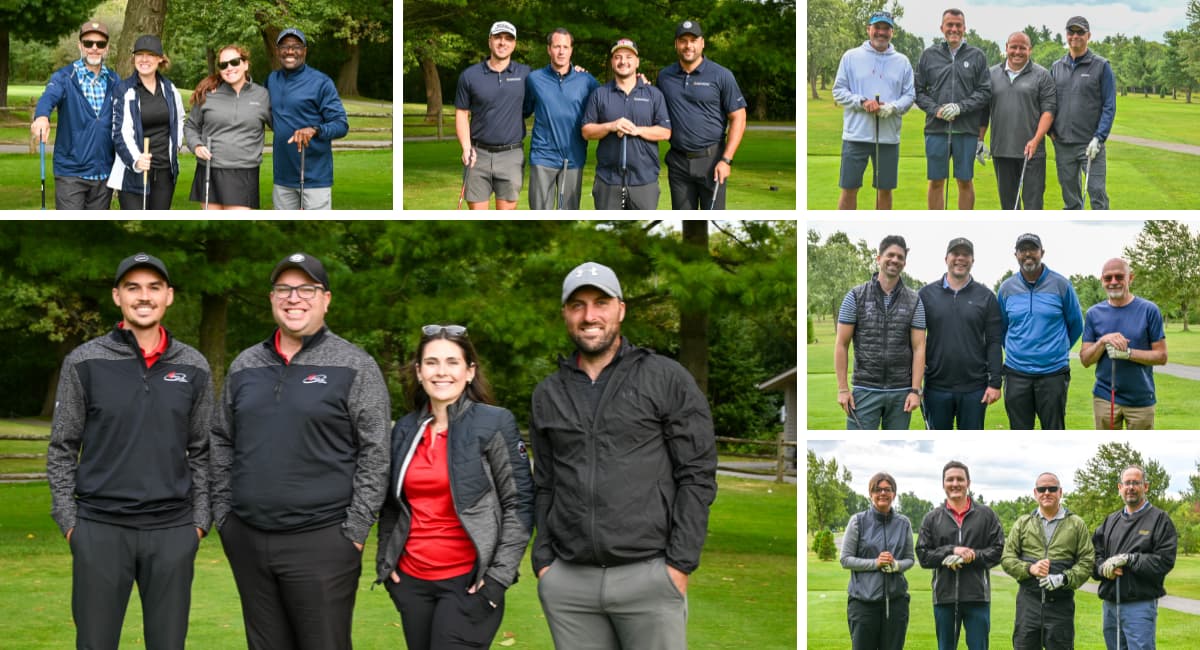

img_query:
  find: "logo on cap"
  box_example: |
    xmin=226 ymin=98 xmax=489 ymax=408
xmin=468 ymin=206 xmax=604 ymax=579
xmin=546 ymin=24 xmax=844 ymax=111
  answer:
xmin=683 ymin=21 xmax=693 ymax=28
xmin=290 ymin=254 xmax=305 ymax=263
xmin=134 ymin=254 xmax=150 ymax=262
xmin=91 ymin=23 xmax=100 ymax=29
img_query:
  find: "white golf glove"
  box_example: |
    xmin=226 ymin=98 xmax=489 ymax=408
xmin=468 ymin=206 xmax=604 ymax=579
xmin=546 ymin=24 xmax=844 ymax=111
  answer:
xmin=877 ymin=103 xmax=896 ymax=119
xmin=975 ymin=139 xmax=990 ymax=165
xmin=1105 ymin=343 xmax=1132 ymax=360
xmin=1100 ymin=553 xmax=1129 ymax=579
xmin=942 ymin=554 xmax=965 ymax=569
xmin=1038 ymin=573 xmax=1066 ymax=590
xmin=880 ymin=559 xmax=899 ymax=573
xmin=1087 ymin=137 xmax=1102 ymax=160
xmin=939 ymin=103 xmax=961 ymax=121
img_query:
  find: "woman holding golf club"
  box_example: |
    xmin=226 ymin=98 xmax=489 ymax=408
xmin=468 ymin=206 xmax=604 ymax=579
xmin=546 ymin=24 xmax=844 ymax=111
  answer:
xmin=108 ymin=35 xmax=185 ymax=210
xmin=841 ymin=471 xmax=914 ymax=650
xmin=185 ymin=44 xmax=272 ymax=209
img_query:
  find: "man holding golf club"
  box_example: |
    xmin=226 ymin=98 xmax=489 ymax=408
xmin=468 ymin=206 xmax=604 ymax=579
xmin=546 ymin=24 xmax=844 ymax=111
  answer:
xmin=581 ymin=39 xmax=671 ymax=210
xmin=997 ymin=233 xmax=1083 ymax=430
xmin=1001 ymin=472 xmax=1093 ymax=650
xmin=917 ymin=460 xmax=1004 ymax=650
xmin=832 ymin=10 xmax=915 ymax=211
xmin=525 ymin=28 xmax=599 ymax=210
xmin=1093 ymin=465 xmax=1177 ymax=650
xmin=656 ymin=20 xmax=747 ymax=210
xmin=1080 ymin=259 xmax=1167 ymax=429
xmin=1051 ymin=16 xmax=1116 ymax=210
xmin=914 ymin=8 xmax=991 ymax=210
xmin=834 ymin=235 xmax=926 ymax=430
xmin=30 ymin=20 xmax=121 ymax=210
xmin=267 ymin=28 xmax=348 ymax=210
xmin=917 ymin=237 xmax=1003 ymax=429
xmin=979 ymin=32 xmax=1056 ymax=210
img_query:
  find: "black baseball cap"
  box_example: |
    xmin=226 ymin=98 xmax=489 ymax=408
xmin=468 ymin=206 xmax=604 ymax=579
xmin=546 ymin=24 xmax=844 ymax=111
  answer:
xmin=1015 ymin=233 xmax=1043 ymax=250
xmin=1066 ymin=16 xmax=1089 ymax=32
xmin=132 ymin=35 xmax=164 ymax=56
xmin=270 ymin=252 xmax=329 ymax=289
xmin=114 ymin=252 xmax=169 ymax=286
xmin=946 ymin=237 xmax=974 ymax=255
xmin=675 ymin=20 xmax=703 ymax=38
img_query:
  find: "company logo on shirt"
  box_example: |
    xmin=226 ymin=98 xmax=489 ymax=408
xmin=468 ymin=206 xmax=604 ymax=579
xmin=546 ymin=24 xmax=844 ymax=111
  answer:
xmin=505 ymin=76 xmax=524 ymax=83
xmin=692 ymin=81 xmax=714 ymax=88
xmin=963 ymin=61 xmax=971 ymax=69
xmin=633 ymin=97 xmax=650 ymax=103
xmin=302 ymin=374 xmax=328 ymax=385
xmin=1139 ymin=529 xmax=1150 ymax=535
xmin=517 ymin=440 xmax=528 ymax=460
xmin=163 ymin=372 xmax=189 ymax=383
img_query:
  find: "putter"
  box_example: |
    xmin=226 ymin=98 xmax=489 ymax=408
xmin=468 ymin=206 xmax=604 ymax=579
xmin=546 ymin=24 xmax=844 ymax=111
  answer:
xmin=1116 ymin=574 xmax=1122 ymax=650
xmin=299 ymin=145 xmax=306 ymax=210
xmin=203 ymin=138 xmax=212 ymax=210
xmin=847 ymin=403 xmax=864 ymax=429
xmin=620 ymin=135 xmax=628 ymax=210
xmin=39 ymin=140 xmax=46 ymax=210
xmin=1111 ymin=353 xmax=1118 ymax=430
xmin=953 ymin=569 xmax=961 ymax=649
xmin=709 ymin=178 xmax=722 ymax=211
xmin=1014 ymin=155 xmax=1029 ymax=210
xmin=874 ymin=94 xmax=881 ymax=210
xmin=1081 ymin=152 xmax=1092 ymax=210
xmin=944 ymin=129 xmax=952 ymax=210
xmin=142 ymin=136 xmax=150 ymax=210
xmin=919 ymin=394 xmax=931 ymax=429
xmin=882 ymin=523 xmax=890 ymax=620
xmin=558 ymin=157 xmax=568 ymax=210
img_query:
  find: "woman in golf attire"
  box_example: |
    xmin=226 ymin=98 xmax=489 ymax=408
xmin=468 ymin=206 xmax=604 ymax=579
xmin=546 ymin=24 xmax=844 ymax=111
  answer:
xmin=841 ymin=471 xmax=915 ymax=650
xmin=185 ymin=44 xmax=272 ymax=209
xmin=109 ymin=34 xmax=185 ymax=209
xmin=375 ymin=325 xmax=534 ymax=650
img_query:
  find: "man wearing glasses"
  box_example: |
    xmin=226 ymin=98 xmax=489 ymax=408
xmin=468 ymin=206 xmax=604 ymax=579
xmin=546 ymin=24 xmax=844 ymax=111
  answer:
xmin=211 ymin=252 xmax=390 ymax=650
xmin=31 ymin=20 xmax=122 ymax=209
xmin=266 ymin=28 xmax=348 ymax=210
xmin=1079 ymin=258 xmax=1167 ymax=429
xmin=1050 ymin=16 xmax=1116 ymax=209
xmin=1092 ymin=466 xmax=1177 ymax=650
xmin=1001 ymin=473 xmax=1093 ymax=649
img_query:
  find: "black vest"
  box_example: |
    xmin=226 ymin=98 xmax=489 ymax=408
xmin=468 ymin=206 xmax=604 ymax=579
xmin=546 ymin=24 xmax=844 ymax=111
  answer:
xmin=1051 ymin=50 xmax=1108 ymax=143
xmin=851 ymin=274 xmax=918 ymax=389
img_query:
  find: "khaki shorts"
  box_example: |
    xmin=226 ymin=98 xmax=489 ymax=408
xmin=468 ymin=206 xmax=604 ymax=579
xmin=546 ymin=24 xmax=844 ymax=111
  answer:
xmin=1092 ymin=397 xmax=1155 ymax=429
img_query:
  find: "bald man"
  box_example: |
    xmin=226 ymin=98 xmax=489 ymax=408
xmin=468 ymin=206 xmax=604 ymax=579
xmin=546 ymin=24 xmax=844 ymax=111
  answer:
xmin=1079 ymin=258 xmax=1167 ymax=429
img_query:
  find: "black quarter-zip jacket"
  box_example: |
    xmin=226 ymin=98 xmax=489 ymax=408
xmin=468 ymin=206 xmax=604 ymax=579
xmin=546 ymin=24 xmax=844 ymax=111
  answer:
xmin=47 ymin=325 xmax=215 ymax=535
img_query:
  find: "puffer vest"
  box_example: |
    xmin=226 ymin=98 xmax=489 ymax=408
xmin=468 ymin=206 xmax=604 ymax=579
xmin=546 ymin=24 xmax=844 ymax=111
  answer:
xmin=851 ymin=274 xmax=919 ymax=389
xmin=1051 ymin=50 xmax=1108 ymax=143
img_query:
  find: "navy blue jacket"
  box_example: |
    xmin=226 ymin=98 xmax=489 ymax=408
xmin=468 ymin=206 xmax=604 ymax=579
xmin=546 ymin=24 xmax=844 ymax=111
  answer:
xmin=109 ymin=73 xmax=185 ymax=193
xmin=34 ymin=62 xmax=122 ymax=178
xmin=266 ymin=64 xmax=348 ymax=188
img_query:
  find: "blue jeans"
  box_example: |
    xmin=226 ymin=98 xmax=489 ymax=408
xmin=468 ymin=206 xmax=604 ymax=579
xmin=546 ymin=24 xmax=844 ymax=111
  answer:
xmin=924 ymin=387 xmax=988 ymax=429
xmin=934 ymin=602 xmax=990 ymax=650
xmin=848 ymin=388 xmax=911 ymax=430
xmin=1103 ymin=598 xmax=1157 ymax=650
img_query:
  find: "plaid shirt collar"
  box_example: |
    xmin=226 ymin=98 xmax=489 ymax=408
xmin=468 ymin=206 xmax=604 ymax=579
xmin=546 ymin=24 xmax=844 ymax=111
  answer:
xmin=73 ymin=59 xmax=111 ymax=116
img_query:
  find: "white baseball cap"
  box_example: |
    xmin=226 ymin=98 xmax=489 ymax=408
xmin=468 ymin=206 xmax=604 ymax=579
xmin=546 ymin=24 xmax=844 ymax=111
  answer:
xmin=490 ymin=21 xmax=517 ymax=37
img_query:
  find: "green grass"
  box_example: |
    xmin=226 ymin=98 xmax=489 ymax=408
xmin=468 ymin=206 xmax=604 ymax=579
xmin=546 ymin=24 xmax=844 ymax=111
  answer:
xmin=401 ymin=129 xmax=795 ymax=210
xmin=806 ymin=321 xmax=1200 ymax=429
xmin=805 ymin=94 xmax=1200 ymax=210
xmin=0 ymin=150 xmax=392 ymax=209
xmin=0 ymin=432 xmax=795 ymax=649
xmin=805 ymin=544 xmax=1198 ymax=649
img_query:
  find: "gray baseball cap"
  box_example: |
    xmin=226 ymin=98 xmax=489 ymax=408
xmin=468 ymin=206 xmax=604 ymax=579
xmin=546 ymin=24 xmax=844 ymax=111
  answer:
xmin=562 ymin=262 xmax=623 ymax=304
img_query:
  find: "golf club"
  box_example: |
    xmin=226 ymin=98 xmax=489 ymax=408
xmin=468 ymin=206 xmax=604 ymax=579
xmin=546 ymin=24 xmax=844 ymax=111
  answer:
xmin=945 ymin=128 xmax=952 ymax=210
xmin=919 ymin=393 xmax=931 ymax=429
xmin=882 ymin=523 xmax=890 ymax=620
xmin=558 ymin=157 xmax=568 ymax=210
xmin=874 ymin=94 xmax=881 ymax=210
xmin=1014 ymin=154 xmax=1029 ymax=210
xmin=39 ymin=140 xmax=46 ymax=210
xmin=142 ymin=136 xmax=150 ymax=210
xmin=709 ymin=178 xmax=722 ymax=211
xmin=1081 ymin=152 xmax=1092 ymax=210
xmin=620 ymin=134 xmax=628 ymax=210
xmin=299 ymin=145 xmax=306 ymax=211
xmin=457 ymin=164 xmax=469 ymax=210
xmin=203 ymin=138 xmax=212 ymax=211
xmin=847 ymin=403 xmax=864 ymax=429
xmin=1116 ymin=574 xmax=1122 ymax=650
xmin=1111 ymin=353 xmax=1118 ymax=430
xmin=953 ymin=568 xmax=961 ymax=649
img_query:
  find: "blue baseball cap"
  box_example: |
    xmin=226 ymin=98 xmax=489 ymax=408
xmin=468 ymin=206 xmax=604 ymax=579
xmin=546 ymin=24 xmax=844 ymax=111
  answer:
xmin=869 ymin=11 xmax=896 ymax=28
xmin=276 ymin=28 xmax=307 ymax=46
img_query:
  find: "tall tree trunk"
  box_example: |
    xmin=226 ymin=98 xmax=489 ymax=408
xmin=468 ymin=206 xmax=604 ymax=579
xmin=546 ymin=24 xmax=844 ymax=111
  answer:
xmin=41 ymin=335 xmax=82 ymax=418
xmin=200 ymin=238 xmax=232 ymax=394
xmin=809 ymin=70 xmax=819 ymax=99
xmin=112 ymin=0 xmax=168 ymax=78
xmin=422 ymin=56 xmax=442 ymax=123
xmin=0 ymin=29 xmax=10 ymax=109
xmin=754 ymin=86 xmax=767 ymax=120
xmin=679 ymin=221 xmax=710 ymax=394
xmin=336 ymin=41 xmax=360 ymax=97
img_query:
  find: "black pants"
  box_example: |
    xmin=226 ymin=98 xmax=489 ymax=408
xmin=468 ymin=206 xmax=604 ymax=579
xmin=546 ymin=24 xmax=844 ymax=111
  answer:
xmin=219 ymin=514 xmax=362 ymax=650
xmin=1013 ymin=587 xmax=1075 ymax=649
xmin=385 ymin=569 xmax=505 ymax=650
xmin=1003 ymin=366 xmax=1070 ymax=430
xmin=117 ymin=167 xmax=176 ymax=210
xmin=665 ymin=146 xmax=725 ymax=210
xmin=70 ymin=518 xmax=198 ymax=650
xmin=848 ymin=595 xmax=909 ymax=650
xmin=55 ymin=175 xmax=113 ymax=209
xmin=995 ymin=156 xmax=1046 ymax=210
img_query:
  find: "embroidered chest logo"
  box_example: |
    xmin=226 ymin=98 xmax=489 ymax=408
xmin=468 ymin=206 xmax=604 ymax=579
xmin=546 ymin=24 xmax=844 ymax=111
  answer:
xmin=302 ymin=374 xmax=328 ymax=385
xmin=163 ymin=371 xmax=189 ymax=383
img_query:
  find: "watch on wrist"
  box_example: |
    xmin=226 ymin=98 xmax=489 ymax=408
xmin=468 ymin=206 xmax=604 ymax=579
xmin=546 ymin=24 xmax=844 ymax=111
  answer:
xmin=720 ymin=156 xmax=733 ymax=165
xmin=909 ymin=388 xmax=922 ymax=396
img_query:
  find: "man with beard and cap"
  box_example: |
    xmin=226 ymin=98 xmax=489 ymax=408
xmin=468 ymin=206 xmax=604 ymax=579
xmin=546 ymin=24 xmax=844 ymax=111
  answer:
xmin=581 ymin=39 xmax=672 ymax=210
xmin=835 ymin=235 xmax=927 ymax=429
xmin=48 ymin=253 xmax=214 ymax=648
xmin=1093 ymin=465 xmax=1177 ymax=649
xmin=1051 ymin=16 xmax=1116 ymax=210
xmin=529 ymin=262 xmax=717 ymax=649
xmin=266 ymin=28 xmax=348 ymax=210
xmin=918 ymin=237 xmax=1003 ymax=429
xmin=979 ymin=32 xmax=1057 ymax=210
xmin=1080 ymin=258 xmax=1167 ymax=429
xmin=917 ymin=460 xmax=1004 ymax=650
xmin=1001 ymin=472 xmax=1093 ymax=649
xmin=996 ymin=233 xmax=1083 ymax=429
xmin=31 ymin=20 xmax=122 ymax=209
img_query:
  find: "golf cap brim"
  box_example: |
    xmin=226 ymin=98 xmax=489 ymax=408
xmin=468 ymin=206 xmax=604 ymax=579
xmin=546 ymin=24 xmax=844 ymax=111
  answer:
xmin=1015 ymin=234 xmax=1043 ymax=249
xmin=79 ymin=21 xmax=109 ymax=39
xmin=270 ymin=252 xmax=330 ymax=289
xmin=115 ymin=252 xmax=170 ymax=286
xmin=675 ymin=20 xmax=702 ymax=38
xmin=611 ymin=39 xmax=639 ymax=56
xmin=1066 ymin=17 xmax=1089 ymax=31
xmin=490 ymin=21 xmax=517 ymax=37
xmin=132 ymin=35 xmax=163 ymax=56
xmin=869 ymin=13 xmax=895 ymax=27
xmin=946 ymin=238 xmax=974 ymax=255
xmin=562 ymin=262 xmax=623 ymax=304
xmin=277 ymin=28 xmax=307 ymax=46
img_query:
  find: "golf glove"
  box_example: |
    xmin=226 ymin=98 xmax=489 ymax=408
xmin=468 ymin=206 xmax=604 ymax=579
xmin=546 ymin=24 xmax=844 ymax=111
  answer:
xmin=942 ymin=554 xmax=965 ymax=569
xmin=1087 ymin=137 xmax=1102 ymax=161
xmin=1106 ymin=343 xmax=1132 ymax=360
xmin=975 ymin=139 xmax=990 ymax=165
xmin=1038 ymin=573 xmax=1066 ymax=590
xmin=877 ymin=103 xmax=896 ymax=119
xmin=1100 ymin=553 xmax=1130 ymax=579
xmin=939 ymin=103 xmax=961 ymax=121
xmin=882 ymin=559 xmax=900 ymax=573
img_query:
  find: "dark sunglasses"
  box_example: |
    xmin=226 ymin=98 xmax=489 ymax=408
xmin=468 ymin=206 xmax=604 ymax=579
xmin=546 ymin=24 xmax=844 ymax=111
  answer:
xmin=217 ymin=57 xmax=243 ymax=70
xmin=1102 ymin=273 xmax=1126 ymax=282
xmin=1035 ymin=486 xmax=1060 ymax=494
xmin=1067 ymin=28 xmax=1087 ymax=35
xmin=81 ymin=39 xmax=108 ymax=49
xmin=422 ymin=324 xmax=467 ymax=337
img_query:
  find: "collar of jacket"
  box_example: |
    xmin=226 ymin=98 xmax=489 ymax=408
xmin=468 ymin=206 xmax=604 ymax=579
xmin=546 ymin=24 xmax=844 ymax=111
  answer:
xmin=261 ymin=324 xmax=329 ymax=359
xmin=871 ymin=507 xmax=895 ymax=524
xmin=109 ymin=321 xmax=172 ymax=354
xmin=557 ymin=336 xmax=641 ymax=371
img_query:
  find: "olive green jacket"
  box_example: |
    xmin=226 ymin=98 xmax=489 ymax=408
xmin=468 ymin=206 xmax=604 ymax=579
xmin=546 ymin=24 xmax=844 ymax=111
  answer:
xmin=1001 ymin=507 xmax=1094 ymax=591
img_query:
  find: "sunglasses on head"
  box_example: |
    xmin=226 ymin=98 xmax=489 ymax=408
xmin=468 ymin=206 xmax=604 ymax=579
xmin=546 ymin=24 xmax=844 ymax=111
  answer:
xmin=1036 ymin=485 xmax=1060 ymax=493
xmin=218 ymin=57 xmax=243 ymax=70
xmin=81 ymin=39 xmax=108 ymax=49
xmin=422 ymin=324 xmax=467 ymax=337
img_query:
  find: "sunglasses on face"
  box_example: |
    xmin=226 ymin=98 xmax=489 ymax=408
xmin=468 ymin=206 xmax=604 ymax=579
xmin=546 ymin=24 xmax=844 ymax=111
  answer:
xmin=218 ymin=57 xmax=243 ymax=70
xmin=422 ymin=324 xmax=467 ymax=337
xmin=1102 ymin=274 xmax=1126 ymax=282
xmin=1068 ymin=28 xmax=1087 ymax=35
xmin=1036 ymin=486 xmax=1060 ymax=494
xmin=81 ymin=39 xmax=108 ymax=49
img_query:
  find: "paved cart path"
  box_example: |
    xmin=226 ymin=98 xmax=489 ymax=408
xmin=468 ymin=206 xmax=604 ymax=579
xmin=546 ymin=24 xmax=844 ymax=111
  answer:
xmin=1108 ymin=134 xmax=1200 ymax=156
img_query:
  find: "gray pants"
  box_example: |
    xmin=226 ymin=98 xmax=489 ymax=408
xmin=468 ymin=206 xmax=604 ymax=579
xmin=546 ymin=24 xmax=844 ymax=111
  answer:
xmin=1053 ymin=139 xmax=1108 ymax=210
xmin=994 ymin=156 xmax=1046 ymax=210
xmin=55 ymin=175 xmax=113 ymax=210
xmin=530 ymin=163 xmax=583 ymax=209
xmin=538 ymin=557 xmax=687 ymax=650
xmin=592 ymin=178 xmax=659 ymax=210
xmin=273 ymin=185 xmax=332 ymax=210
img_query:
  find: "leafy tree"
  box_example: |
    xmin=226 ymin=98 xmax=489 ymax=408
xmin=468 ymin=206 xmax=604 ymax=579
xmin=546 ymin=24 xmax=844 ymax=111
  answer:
xmin=808 ymin=449 xmax=852 ymax=532
xmin=806 ymin=0 xmax=844 ymax=99
xmin=989 ymin=495 xmax=1037 ymax=531
xmin=897 ymin=490 xmax=933 ymax=526
xmin=1071 ymin=442 xmax=1169 ymax=529
xmin=965 ymin=29 xmax=1001 ymax=66
xmin=1032 ymin=40 xmax=1065 ymax=70
xmin=814 ymin=529 xmax=838 ymax=560
xmin=844 ymin=486 xmax=869 ymax=516
xmin=110 ymin=0 xmax=166 ymax=78
xmin=1123 ymin=220 xmax=1200 ymax=331
xmin=1070 ymin=274 xmax=1105 ymax=312
xmin=806 ymin=229 xmax=873 ymax=322
xmin=0 ymin=0 xmax=104 ymax=107
xmin=707 ymin=0 xmax=795 ymax=119
xmin=1161 ymin=30 xmax=1198 ymax=103
xmin=993 ymin=269 xmax=1014 ymax=294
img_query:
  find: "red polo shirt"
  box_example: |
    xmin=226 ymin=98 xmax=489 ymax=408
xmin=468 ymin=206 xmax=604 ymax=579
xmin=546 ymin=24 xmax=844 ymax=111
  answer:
xmin=119 ymin=323 xmax=168 ymax=368
xmin=398 ymin=421 xmax=476 ymax=580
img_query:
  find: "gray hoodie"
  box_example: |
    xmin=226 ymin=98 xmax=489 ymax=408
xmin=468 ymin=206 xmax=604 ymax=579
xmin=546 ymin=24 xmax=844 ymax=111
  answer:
xmin=184 ymin=80 xmax=272 ymax=169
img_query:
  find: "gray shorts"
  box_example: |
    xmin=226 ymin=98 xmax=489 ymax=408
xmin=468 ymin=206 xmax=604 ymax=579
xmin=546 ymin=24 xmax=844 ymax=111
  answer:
xmin=466 ymin=147 xmax=524 ymax=203
xmin=273 ymin=185 xmax=332 ymax=210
